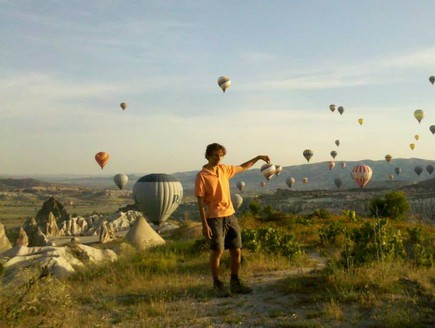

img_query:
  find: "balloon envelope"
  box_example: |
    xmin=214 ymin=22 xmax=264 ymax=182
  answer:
xmin=236 ymin=181 xmax=246 ymax=192
xmin=351 ymin=164 xmax=373 ymax=188
xmin=217 ymin=76 xmax=231 ymax=93
xmin=274 ymin=165 xmax=283 ymax=176
xmin=410 ymin=143 xmax=415 ymax=150
xmin=388 ymin=174 xmax=395 ymax=181
xmin=430 ymin=125 xmax=435 ymax=135
xmin=286 ymin=177 xmax=295 ymax=188
xmin=302 ymin=177 xmax=308 ymax=184
xmin=113 ymin=174 xmax=128 ymax=190
xmin=303 ymin=149 xmax=313 ymax=162
xmin=261 ymin=163 xmax=276 ymax=180
xmin=385 ymin=154 xmax=392 ymax=162
xmin=414 ymin=134 xmax=419 ymax=141
xmin=337 ymin=106 xmax=344 ymax=115
xmin=415 ymin=166 xmax=423 ymax=176
xmin=329 ymin=104 xmax=336 ymax=112
xmin=358 ymin=118 xmax=364 ymax=125
xmin=231 ymin=193 xmax=243 ymax=210
xmin=414 ymin=109 xmax=424 ymax=123
xmin=133 ymin=174 xmax=183 ymax=225
xmin=426 ymin=165 xmax=434 ymax=175
xmin=341 ymin=162 xmax=346 ymax=169
xmin=328 ymin=161 xmax=336 ymax=170
xmin=395 ymin=167 xmax=402 ymax=175
xmin=95 ymin=152 xmax=110 ymax=169
xmin=330 ymin=151 xmax=337 ymax=159
xmin=260 ymin=181 xmax=267 ymax=187
xmin=120 ymin=102 xmax=127 ymax=110
xmin=334 ymin=178 xmax=342 ymax=188
xmin=335 ymin=139 xmax=340 ymax=147
xmin=430 ymin=76 xmax=435 ymax=85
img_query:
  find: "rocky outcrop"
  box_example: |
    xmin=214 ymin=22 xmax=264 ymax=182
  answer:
xmin=99 ymin=222 xmax=114 ymax=244
xmin=125 ymin=216 xmax=165 ymax=250
xmin=44 ymin=212 xmax=60 ymax=237
xmin=15 ymin=227 xmax=29 ymax=246
xmin=35 ymin=197 xmax=69 ymax=228
xmin=24 ymin=218 xmax=49 ymax=247
xmin=0 ymin=222 xmax=12 ymax=253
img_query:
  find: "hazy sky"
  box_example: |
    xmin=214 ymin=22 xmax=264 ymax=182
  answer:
xmin=1 ymin=1 xmax=435 ymax=176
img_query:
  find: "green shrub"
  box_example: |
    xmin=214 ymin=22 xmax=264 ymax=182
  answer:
xmin=368 ymin=191 xmax=409 ymax=220
xmin=242 ymin=227 xmax=302 ymax=259
xmin=319 ymin=221 xmax=347 ymax=246
xmin=248 ymin=199 xmax=261 ymax=216
xmin=306 ymin=208 xmax=331 ymax=220
xmin=406 ymin=227 xmax=433 ymax=267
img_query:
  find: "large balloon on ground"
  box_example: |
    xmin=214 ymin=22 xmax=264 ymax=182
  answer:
xmin=217 ymin=76 xmax=231 ymax=93
xmin=261 ymin=163 xmax=276 ymax=180
xmin=351 ymin=164 xmax=373 ymax=188
xmin=95 ymin=152 xmax=110 ymax=169
xmin=113 ymin=174 xmax=128 ymax=190
xmin=414 ymin=109 xmax=424 ymax=123
xmin=236 ymin=181 xmax=246 ymax=192
xmin=133 ymin=174 xmax=183 ymax=225
xmin=303 ymin=149 xmax=313 ymax=162
xmin=231 ymin=193 xmax=243 ymax=210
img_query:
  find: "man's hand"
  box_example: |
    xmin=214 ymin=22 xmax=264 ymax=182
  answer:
xmin=202 ymin=223 xmax=213 ymax=240
xmin=258 ymin=155 xmax=271 ymax=163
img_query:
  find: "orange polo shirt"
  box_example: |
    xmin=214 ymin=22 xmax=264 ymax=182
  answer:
xmin=195 ymin=164 xmax=243 ymax=218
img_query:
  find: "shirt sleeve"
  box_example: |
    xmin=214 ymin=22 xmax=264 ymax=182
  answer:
xmin=224 ymin=165 xmax=243 ymax=180
xmin=194 ymin=173 xmax=205 ymax=197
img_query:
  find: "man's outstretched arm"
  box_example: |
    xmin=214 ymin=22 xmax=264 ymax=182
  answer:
xmin=238 ymin=155 xmax=271 ymax=172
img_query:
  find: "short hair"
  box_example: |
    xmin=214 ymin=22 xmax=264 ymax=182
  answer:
xmin=205 ymin=143 xmax=227 ymax=159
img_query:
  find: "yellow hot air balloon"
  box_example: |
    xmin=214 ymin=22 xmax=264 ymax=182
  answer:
xmin=410 ymin=143 xmax=415 ymax=150
xmin=302 ymin=177 xmax=308 ymax=184
xmin=414 ymin=134 xmax=419 ymax=141
xmin=217 ymin=76 xmax=231 ymax=93
xmin=385 ymin=154 xmax=392 ymax=162
xmin=358 ymin=118 xmax=364 ymax=125
xmin=95 ymin=152 xmax=110 ymax=169
xmin=414 ymin=109 xmax=424 ymax=124
xmin=120 ymin=102 xmax=127 ymax=110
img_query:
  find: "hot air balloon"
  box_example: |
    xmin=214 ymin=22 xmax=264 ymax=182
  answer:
xmin=275 ymin=165 xmax=283 ymax=176
xmin=303 ymin=149 xmax=313 ymax=162
xmin=426 ymin=165 xmax=434 ymax=175
xmin=95 ymin=152 xmax=110 ymax=169
xmin=328 ymin=161 xmax=336 ymax=170
xmin=236 ymin=181 xmax=246 ymax=192
xmin=414 ymin=109 xmax=424 ymax=124
xmin=329 ymin=104 xmax=336 ymax=112
xmin=430 ymin=125 xmax=435 ymax=135
xmin=358 ymin=118 xmax=364 ymax=125
xmin=217 ymin=76 xmax=231 ymax=93
xmin=337 ymin=106 xmax=344 ymax=115
xmin=410 ymin=143 xmax=415 ymax=150
xmin=302 ymin=177 xmax=308 ymax=184
xmin=231 ymin=193 xmax=243 ymax=210
xmin=351 ymin=164 xmax=373 ymax=188
xmin=395 ymin=167 xmax=402 ymax=175
xmin=261 ymin=163 xmax=276 ymax=180
xmin=429 ymin=76 xmax=435 ymax=85
xmin=388 ymin=174 xmax=394 ymax=181
xmin=260 ymin=181 xmax=267 ymax=187
xmin=113 ymin=173 xmax=128 ymax=190
xmin=341 ymin=162 xmax=347 ymax=169
xmin=133 ymin=173 xmax=183 ymax=225
xmin=415 ymin=166 xmax=423 ymax=176
xmin=334 ymin=178 xmax=342 ymax=188
xmin=330 ymin=151 xmax=337 ymax=159
xmin=286 ymin=177 xmax=295 ymax=188
xmin=335 ymin=139 xmax=340 ymax=147
xmin=120 ymin=102 xmax=127 ymax=110
xmin=385 ymin=154 xmax=392 ymax=162
xmin=414 ymin=134 xmax=419 ymax=141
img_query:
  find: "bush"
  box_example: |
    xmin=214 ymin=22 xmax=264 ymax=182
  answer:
xmin=306 ymin=208 xmax=331 ymax=220
xmin=242 ymin=227 xmax=302 ymax=259
xmin=368 ymin=191 xmax=409 ymax=220
xmin=406 ymin=227 xmax=433 ymax=268
xmin=319 ymin=221 xmax=347 ymax=246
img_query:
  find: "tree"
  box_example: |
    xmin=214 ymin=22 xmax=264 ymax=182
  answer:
xmin=368 ymin=191 xmax=409 ymax=220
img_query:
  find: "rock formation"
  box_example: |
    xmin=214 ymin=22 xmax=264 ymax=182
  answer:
xmin=0 ymin=222 xmax=12 ymax=253
xmin=35 ymin=197 xmax=69 ymax=229
xmin=99 ymin=222 xmax=114 ymax=244
xmin=124 ymin=216 xmax=165 ymax=250
xmin=15 ymin=227 xmax=29 ymax=246
xmin=44 ymin=212 xmax=60 ymax=237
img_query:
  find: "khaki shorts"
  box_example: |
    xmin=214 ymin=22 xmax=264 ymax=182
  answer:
xmin=207 ymin=215 xmax=242 ymax=250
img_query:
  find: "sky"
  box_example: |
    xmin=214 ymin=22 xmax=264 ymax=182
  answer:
xmin=1 ymin=1 xmax=435 ymax=176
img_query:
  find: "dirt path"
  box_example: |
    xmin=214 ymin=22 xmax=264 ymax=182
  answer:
xmin=170 ymin=253 xmax=328 ymax=328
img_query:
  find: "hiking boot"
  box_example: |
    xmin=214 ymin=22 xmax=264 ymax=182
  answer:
xmin=213 ymin=280 xmax=231 ymax=297
xmin=230 ymin=278 xmax=253 ymax=294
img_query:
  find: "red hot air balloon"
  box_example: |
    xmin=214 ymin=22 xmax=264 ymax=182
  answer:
xmin=351 ymin=164 xmax=373 ymax=188
xmin=95 ymin=152 xmax=110 ymax=169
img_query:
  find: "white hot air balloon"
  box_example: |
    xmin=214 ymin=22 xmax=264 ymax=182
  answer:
xmin=133 ymin=174 xmax=183 ymax=226
xmin=217 ymin=76 xmax=231 ymax=93
xmin=236 ymin=181 xmax=246 ymax=192
xmin=286 ymin=177 xmax=295 ymax=188
xmin=113 ymin=173 xmax=128 ymax=190
xmin=231 ymin=193 xmax=243 ymax=210
xmin=261 ymin=163 xmax=276 ymax=180
xmin=274 ymin=165 xmax=283 ymax=176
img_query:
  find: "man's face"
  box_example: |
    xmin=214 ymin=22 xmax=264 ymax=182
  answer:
xmin=208 ymin=150 xmax=225 ymax=166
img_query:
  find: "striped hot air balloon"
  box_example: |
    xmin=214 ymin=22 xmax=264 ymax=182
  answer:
xmin=261 ymin=163 xmax=276 ymax=180
xmin=95 ymin=152 xmax=110 ymax=169
xmin=351 ymin=164 xmax=373 ymax=188
xmin=217 ymin=76 xmax=231 ymax=93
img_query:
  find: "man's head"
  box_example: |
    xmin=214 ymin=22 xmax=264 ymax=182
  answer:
xmin=205 ymin=143 xmax=226 ymax=165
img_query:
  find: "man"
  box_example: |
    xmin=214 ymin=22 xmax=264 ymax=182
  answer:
xmin=195 ymin=143 xmax=270 ymax=296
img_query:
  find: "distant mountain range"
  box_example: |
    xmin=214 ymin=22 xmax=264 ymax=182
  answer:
xmin=2 ymin=158 xmax=434 ymax=196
